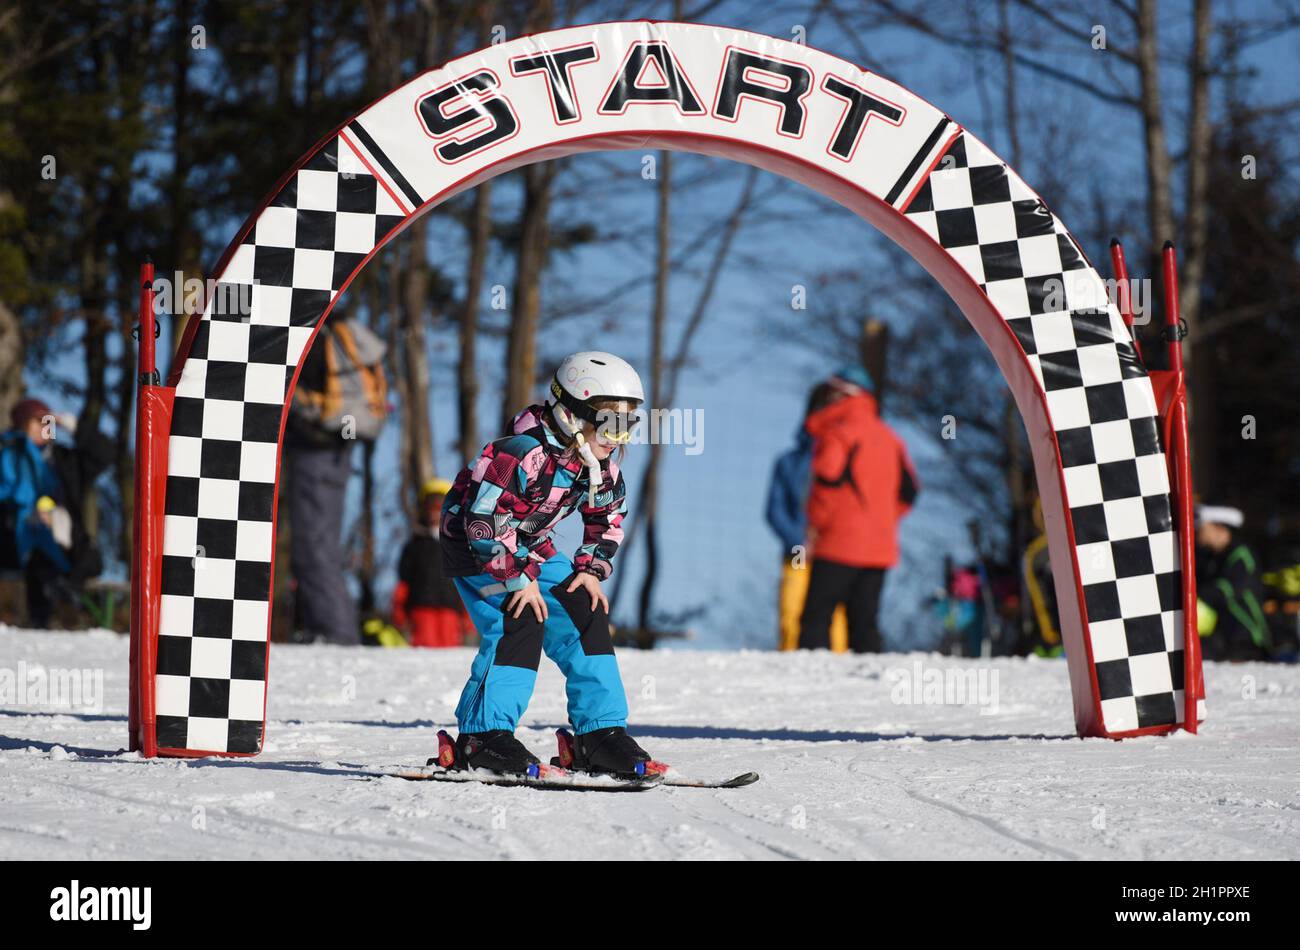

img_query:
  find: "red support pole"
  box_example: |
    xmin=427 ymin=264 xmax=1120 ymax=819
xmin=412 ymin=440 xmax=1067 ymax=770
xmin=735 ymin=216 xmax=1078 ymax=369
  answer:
xmin=1163 ymin=242 xmax=1183 ymax=373
xmin=1160 ymin=242 xmax=1200 ymax=733
xmin=139 ymin=261 xmax=157 ymax=382
xmin=128 ymin=259 xmax=175 ymax=757
xmin=130 ymin=263 xmax=155 ymax=753
xmin=1108 ymin=238 xmax=1143 ymax=362
xmin=129 ymin=260 xmax=157 ymax=754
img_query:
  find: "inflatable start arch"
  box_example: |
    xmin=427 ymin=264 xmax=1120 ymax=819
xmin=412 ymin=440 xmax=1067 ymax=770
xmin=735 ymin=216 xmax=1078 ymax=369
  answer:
xmin=128 ymin=21 xmax=1203 ymax=756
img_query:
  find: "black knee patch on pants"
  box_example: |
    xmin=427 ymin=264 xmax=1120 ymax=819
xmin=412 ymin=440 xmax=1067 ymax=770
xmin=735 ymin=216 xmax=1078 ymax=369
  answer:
xmin=550 ymin=574 xmax=615 ymax=656
xmin=494 ymin=607 xmax=545 ymax=670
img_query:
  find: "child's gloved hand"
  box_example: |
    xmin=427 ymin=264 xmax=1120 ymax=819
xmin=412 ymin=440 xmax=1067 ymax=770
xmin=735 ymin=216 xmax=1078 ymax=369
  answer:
xmin=506 ymin=579 xmax=548 ymax=623
xmin=565 ymin=571 xmax=609 ymax=615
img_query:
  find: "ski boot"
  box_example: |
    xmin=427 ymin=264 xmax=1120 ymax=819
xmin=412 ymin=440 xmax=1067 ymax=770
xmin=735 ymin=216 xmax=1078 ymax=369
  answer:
xmin=554 ymin=727 xmax=668 ymax=779
xmin=431 ymin=728 xmax=543 ymax=777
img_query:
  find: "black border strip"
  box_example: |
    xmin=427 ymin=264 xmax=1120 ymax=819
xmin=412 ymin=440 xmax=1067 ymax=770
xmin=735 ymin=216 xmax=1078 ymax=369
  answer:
xmin=346 ymin=120 xmax=425 ymax=211
xmin=885 ymin=116 xmax=952 ymax=207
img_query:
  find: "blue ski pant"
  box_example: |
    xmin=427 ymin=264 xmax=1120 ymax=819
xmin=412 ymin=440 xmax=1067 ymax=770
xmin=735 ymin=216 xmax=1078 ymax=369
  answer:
xmin=453 ymin=553 xmax=628 ymax=735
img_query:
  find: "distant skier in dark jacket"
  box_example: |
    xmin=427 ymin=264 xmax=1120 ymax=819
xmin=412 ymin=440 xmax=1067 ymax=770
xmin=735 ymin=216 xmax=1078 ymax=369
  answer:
xmin=765 ymin=383 xmax=848 ymax=651
xmin=799 ymin=367 xmax=918 ymax=653
xmin=392 ymin=477 xmax=469 ymax=648
xmin=1195 ymin=505 xmax=1270 ymax=661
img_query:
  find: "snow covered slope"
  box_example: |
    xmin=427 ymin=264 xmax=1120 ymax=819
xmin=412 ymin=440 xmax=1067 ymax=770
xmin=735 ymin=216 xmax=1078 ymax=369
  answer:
xmin=1 ymin=628 xmax=1297 ymax=860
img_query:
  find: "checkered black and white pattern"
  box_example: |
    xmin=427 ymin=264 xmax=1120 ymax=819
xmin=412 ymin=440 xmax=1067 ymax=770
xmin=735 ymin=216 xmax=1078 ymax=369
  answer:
xmin=154 ymin=136 xmax=407 ymax=753
xmin=905 ymin=133 xmax=1193 ymax=733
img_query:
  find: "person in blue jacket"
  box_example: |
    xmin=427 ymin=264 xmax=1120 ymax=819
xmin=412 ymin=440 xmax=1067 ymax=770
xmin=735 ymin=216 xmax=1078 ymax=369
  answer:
xmin=0 ymin=398 xmax=71 ymax=626
xmin=765 ymin=382 xmax=848 ymax=651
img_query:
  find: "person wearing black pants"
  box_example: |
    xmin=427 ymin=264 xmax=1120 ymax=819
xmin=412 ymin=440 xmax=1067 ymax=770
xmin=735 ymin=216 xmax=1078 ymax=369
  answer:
xmin=800 ymin=563 xmax=886 ymax=653
xmin=797 ymin=366 xmax=918 ymax=654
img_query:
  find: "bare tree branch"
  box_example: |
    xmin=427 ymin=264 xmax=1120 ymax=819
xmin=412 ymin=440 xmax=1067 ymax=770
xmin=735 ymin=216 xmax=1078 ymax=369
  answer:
xmin=853 ymin=0 xmax=1143 ymax=107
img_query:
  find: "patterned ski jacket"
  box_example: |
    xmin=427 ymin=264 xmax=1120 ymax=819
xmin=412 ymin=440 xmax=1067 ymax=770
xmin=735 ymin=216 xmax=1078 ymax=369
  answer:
xmin=441 ymin=405 xmax=627 ymax=590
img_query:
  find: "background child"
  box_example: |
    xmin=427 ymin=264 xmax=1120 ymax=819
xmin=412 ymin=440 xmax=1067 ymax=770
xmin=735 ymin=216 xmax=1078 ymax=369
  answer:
xmin=391 ymin=477 xmax=470 ymax=648
xmin=439 ymin=351 xmax=659 ymax=777
xmin=1196 ymin=505 xmax=1271 ymax=661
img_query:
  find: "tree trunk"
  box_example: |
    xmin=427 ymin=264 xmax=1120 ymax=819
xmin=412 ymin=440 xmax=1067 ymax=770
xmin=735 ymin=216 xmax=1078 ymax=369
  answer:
xmin=612 ymin=167 xmax=758 ymax=620
xmin=635 ymin=149 xmax=673 ymax=645
xmin=1183 ymin=0 xmax=1216 ymax=493
xmin=109 ymin=15 xmax=152 ymax=563
xmin=1136 ymin=0 xmax=1178 ymax=290
xmin=459 ymin=179 xmax=491 ymax=463
xmin=502 ymin=162 xmax=556 ymax=428
xmin=454 ymin=4 xmax=496 ymax=464
xmin=997 ymin=0 xmax=1033 ymax=613
xmin=996 ymin=0 xmax=1022 ymax=168
xmin=386 ymin=252 xmax=416 ymax=519
xmin=0 ymin=295 xmax=23 ymax=424
xmin=166 ymin=0 xmax=195 ymax=365
xmin=71 ymin=42 xmax=110 ymax=540
xmin=500 ymin=0 xmax=556 ymax=430
xmin=0 ymin=39 xmax=20 ymax=417
xmin=113 ymin=289 xmax=137 ymax=563
xmin=401 ymin=221 xmax=436 ymax=494
xmin=79 ymin=242 xmax=110 ymax=542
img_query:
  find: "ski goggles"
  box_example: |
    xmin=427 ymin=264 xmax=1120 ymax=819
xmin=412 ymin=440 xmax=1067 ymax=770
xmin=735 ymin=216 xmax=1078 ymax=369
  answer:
xmin=593 ymin=409 xmax=641 ymax=444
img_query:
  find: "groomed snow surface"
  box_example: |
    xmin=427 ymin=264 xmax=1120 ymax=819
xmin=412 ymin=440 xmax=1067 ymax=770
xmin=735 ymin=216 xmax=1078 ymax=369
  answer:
xmin=1 ymin=628 xmax=1297 ymax=860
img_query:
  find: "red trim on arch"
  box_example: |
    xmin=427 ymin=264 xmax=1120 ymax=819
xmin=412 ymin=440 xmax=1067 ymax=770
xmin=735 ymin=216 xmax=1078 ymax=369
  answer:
xmin=339 ymin=131 xmax=414 ymax=215
xmin=897 ymin=129 xmax=961 ymax=214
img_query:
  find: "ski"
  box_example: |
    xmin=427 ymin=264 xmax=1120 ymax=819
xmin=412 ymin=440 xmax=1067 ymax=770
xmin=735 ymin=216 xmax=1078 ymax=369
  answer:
xmin=660 ymin=771 xmax=761 ymax=789
xmin=551 ymin=728 xmax=760 ymax=789
xmin=358 ymin=728 xmax=661 ymax=791
xmin=545 ymin=764 xmax=761 ymax=789
xmin=371 ymin=766 xmax=663 ymax=792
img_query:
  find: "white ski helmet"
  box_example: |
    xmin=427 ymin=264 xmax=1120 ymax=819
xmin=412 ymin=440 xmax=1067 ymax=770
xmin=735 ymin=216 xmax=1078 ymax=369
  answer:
xmin=548 ymin=352 xmax=644 ymax=504
xmin=548 ymin=351 xmax=644 ymax=431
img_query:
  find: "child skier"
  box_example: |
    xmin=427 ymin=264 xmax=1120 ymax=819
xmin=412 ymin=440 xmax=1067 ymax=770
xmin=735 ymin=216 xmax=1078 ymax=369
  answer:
xmin=391 ymin=477 xmax=470 ymax=647
xmin=440 ymin=351 xmax=656 ymax=777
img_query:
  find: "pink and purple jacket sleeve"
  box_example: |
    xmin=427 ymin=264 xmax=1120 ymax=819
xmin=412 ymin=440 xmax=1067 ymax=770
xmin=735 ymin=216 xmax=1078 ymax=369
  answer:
xmin=573 ymin=461 xmax=627 ymax=581
xmin=462 ymin=435 xmax=557 ymax=590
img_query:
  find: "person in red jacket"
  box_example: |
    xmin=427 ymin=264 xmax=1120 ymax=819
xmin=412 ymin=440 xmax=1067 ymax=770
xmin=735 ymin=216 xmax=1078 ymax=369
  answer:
xmin=799 ymin=366 xmax=918 ymax=653
xmin=392 ymin=478 xmax=470 ymax=648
